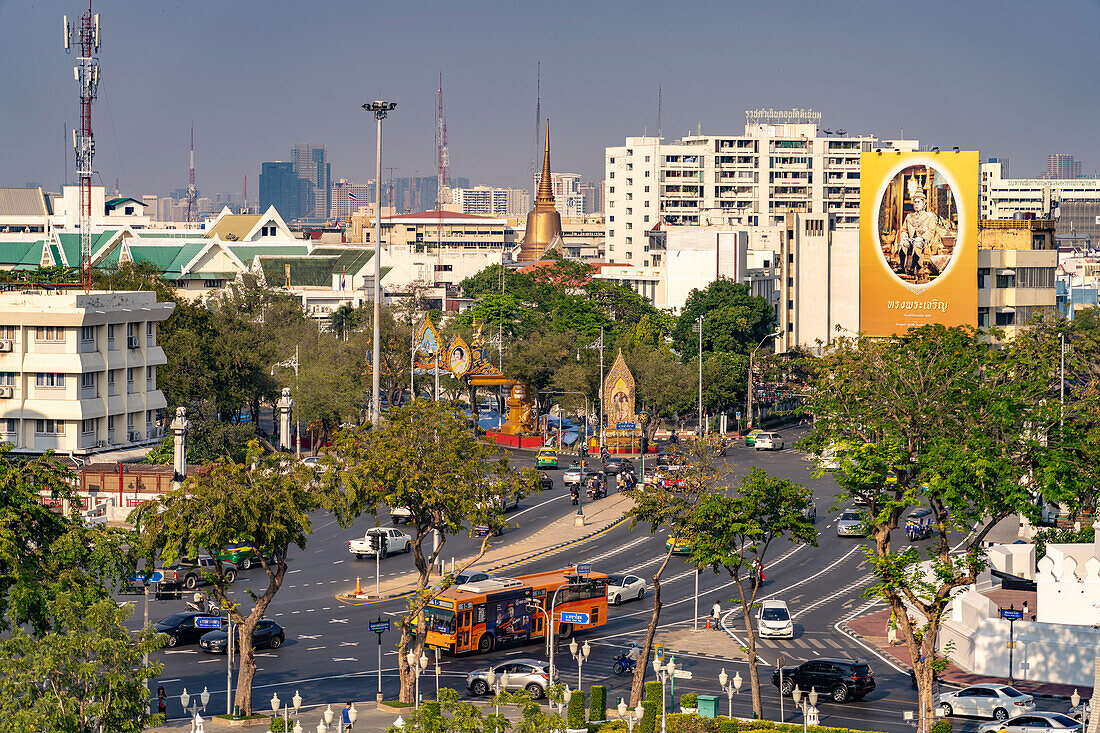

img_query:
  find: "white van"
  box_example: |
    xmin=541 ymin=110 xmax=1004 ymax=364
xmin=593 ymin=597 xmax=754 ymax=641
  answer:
xmin=754 ymin=432 xmax=784 ymax=451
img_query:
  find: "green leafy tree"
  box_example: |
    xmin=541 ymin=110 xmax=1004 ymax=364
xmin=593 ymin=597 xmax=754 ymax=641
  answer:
xmin=133 ymin=442 xmax=322 ymax=716
xmin=627 ymin=345 xmax=695 ymax=432
xmin=688 ymin=468 xmax=818 ymax=717
xmin=325 ymin=401 xmax=538 ymax=703
xmin=141 ymin=400 xmax=255 ymax=464
xmin=330 ymin=303 xmax=362 ymax=340
xmin=624 ymin=437 xmax=723 ymax=706
xmin=0 ymin=595 xmax=164 ymax=733
xmin=801 ymin=325 xmax=1079 ymax=731
xmin=671 ymin=279 xmax=774 ymax=357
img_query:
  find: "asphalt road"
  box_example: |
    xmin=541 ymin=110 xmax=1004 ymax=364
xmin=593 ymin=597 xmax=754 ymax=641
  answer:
xmin=131 ymin=431 xmax=994 ymax=732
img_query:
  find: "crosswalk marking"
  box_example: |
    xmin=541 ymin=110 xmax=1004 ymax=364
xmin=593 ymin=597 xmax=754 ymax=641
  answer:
xmin=809 ymin=638 xmax=824 ymax=648
xmin=824 ymin=638 xmax=842 ymax=648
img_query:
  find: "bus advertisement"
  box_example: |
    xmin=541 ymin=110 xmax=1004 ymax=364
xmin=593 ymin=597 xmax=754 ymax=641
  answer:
xmin=424 ymin=568 xmax=608 ymax=655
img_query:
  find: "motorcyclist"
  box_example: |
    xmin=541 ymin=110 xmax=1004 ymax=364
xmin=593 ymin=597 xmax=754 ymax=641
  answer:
xmin=625 ymin=641 xmax=642 ymax=662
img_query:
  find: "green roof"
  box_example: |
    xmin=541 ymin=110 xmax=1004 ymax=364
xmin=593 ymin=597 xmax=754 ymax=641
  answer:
xmin=134 ymin=232 xmax=195 ymax=239
xmin=228 ymin=244 xmax=311 ymax=266
xmin=126 ymin=243 xmax=207 ymax=276
xmin=105 ymin=197 xmax=145 ymax=208
xmin=55 ymin=231 xmax=118 ymax=266
xmin=258 ymin=257 xmax=337 ymax=287
xmin=0 ymin=241 xmax=40 ymax=267
xmin=311 ymin=247 xmax=375 ymax=274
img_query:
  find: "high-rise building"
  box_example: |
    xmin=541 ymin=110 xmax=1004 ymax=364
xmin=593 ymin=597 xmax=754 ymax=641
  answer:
xmin=603 ymin=111 xmax=918 ymax=267
xmin=578 ymin=182 xmax=602 ymax=215
xmin=1046 ymin=154 xmax=1082 ymax=180
xmin=292 ymin=144 xmax=332 ymax=221
xmin=981 ymin=160 xmax=1100 ymax=248
xmin=330 ymin=179 xmax=373 ymax=224
xmin=450 ymin=185 xmax=531 ymax=217
xmin=259 ymin=162 xmax=299 ymax=221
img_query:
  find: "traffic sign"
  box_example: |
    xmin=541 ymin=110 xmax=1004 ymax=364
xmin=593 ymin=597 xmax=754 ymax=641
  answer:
xmin=133 ymin=571 xmax=164 ymax=583
xmin=673 ymin=670 xmax=692 ymax=680
xmin=369 ymin=620 xmax=391 ymax=634
xmin=736 ymin=411 xmax=742 ymax=419
xmin=575 ymin=563 xmax=592 ymax=575
xmin=195 ymin=617 xmax=222 ymax=628
xmin=655 ymin=643 xmax=665 ymax=663
xmin=999 ymin=608 xmax=1024 ymax=621
xmin=560 ymin=611 xmax=590 ymax=624
xmin=616 ymin=421 xmax=636 ymax=430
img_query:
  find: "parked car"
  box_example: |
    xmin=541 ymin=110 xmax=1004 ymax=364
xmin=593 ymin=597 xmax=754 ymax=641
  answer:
xmin=836 ymin=509 xmax=868 ymax=537
xmin=301 ymin=455 xmax=322 ymax=467
xmin=605 ymin=573 xmax=646 ymax=605
xmin=977 ymin=713 xmax=1083 ymax=733
xmin=754 ymin=432 xmax=785 ymax=451
xmin=217 ymin=542 xmax=270 ymax=571
xmin=772 ymin=658 xmax=875 ymax=703
xmin=348 ymin=527 xmax=413 ymax=559
xmin=758 ymin=599 xmax=794 ymax=639
xmin=155 ymin=611 xmax=220 ymax=648
xmin=938 ymin=685 xmax=1035 ymax=721
xmin=158 ymin=556 xmax=238 ymax=590
xmin=199 ymin=618 xmax=286 ymax=653
xmin=467 ymin=659 xmax=556 ymax=699
xmin=536 ymin=448 xmax=559 ymax=469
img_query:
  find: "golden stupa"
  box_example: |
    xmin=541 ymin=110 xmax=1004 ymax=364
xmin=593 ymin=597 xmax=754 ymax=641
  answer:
xmin=518 ymin=121 xmax=564 ymax=262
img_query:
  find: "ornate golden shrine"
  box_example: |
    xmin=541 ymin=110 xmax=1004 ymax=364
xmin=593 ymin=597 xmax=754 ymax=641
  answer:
xmin=450 ymin=322 xmax=535 ymax=435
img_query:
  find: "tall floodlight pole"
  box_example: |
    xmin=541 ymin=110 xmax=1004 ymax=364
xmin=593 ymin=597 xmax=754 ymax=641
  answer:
xmin=695 ymin=316 xmax=704 ymax=436
xmin=363 ymin=100 xmax=396 ymax=425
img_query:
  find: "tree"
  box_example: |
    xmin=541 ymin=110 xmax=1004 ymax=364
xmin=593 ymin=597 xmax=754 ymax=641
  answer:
xmin=623 ymin=436 xmax=723 ymax=706
xmin=133 ymin=442 xmax=322 ymax=716
xmin=330 ymin=303 xmax=362 ymax=340
xmin=0 ymin=595 xmax=163 ymax=733
xmin=688 ymin=468 xmax=818 ymax=717
xmin=141 ymin=400 xmax=255 ymax=464
xmin=326 ymin=401 xmax=538 ymax=703
xmin=671 ymin=279 xmax=774 ymax=357
xmin=626 ymin=345 xmax=694 ymax=431
xmin=801 ymin=325 xmax=1079 ymax=732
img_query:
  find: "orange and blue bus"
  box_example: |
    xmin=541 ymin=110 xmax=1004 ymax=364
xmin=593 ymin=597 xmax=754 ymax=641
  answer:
xmin=424 ymin=568 xmax=608 ymax=655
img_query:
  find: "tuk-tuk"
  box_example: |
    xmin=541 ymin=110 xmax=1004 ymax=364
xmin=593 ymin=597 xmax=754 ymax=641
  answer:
xmin=905 ymin=507 xmax=933 ymax=541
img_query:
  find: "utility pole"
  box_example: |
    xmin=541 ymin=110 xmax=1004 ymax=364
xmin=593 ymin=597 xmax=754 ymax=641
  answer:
xmin=363 ymin=101 xmax=397 ymax=425
xmin=696 ymin=316 xmax=704 ymax=436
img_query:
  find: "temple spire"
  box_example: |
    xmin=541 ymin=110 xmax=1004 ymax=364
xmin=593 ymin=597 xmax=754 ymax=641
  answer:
xmin=536 ymin=120 xmax=554 ymax=204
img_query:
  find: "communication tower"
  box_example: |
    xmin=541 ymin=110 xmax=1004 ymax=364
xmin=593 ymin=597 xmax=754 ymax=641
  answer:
xmin=64 ymin=1 xmax=101 ymax=292
xmin=187 ymin=125 xmax=196 ymax=224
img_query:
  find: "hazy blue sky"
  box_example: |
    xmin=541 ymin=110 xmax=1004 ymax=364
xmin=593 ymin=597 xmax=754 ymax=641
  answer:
xmin=3 ymin=0 xmax=1099 ymax=199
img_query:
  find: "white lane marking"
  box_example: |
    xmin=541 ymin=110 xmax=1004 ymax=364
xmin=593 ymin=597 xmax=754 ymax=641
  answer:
xmin=289 ymin=569 xmax=302 ymax=574
xmin=329 ymin=618 xmax=349 ymax=624
xmin=332 ymin=657 xmax=357 ymax=662
xmin=164 ymin=650 xmax=197 ymax=655
xmin=299 ymin=634 xmax=321 ymax=640
xmin=339 ymin=641 xmax=359 ymax=647
xmin=790 ymin=574 xmax=874 ymax=619
xmin=158 ymin=678 xmax=182 ymax=683
xmin=307 ymin=646 xmax=326 ymax=651
xmin=834 ymin=598 xmax=902 ymax=673
xmin=198 ymin=659 xmax=219 ymax=664
xmin=510 ymin=493 xmax=567 ymax=520
xmin=583 ymin=535 xmax=650 ymax=564
xmin=332 ymin=560 xmax=345 ymax=565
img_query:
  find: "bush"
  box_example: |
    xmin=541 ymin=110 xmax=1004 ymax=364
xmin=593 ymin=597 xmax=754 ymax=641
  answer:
xmin=639 ymin=700 xmax=657 ymax=733
xmin=931 ymin=721 xmax=952 ymax=733
xmin=719 ymin=720 xmax=740 ymax=733
xmin=590 ymin=685 xmax=608 ymax=722
xmin=268 ymin=718 xmax=287 ymax=733
xmin=645 ymin=681 xmax=663 ymax=705
xmin=568 ymin=688 xmax=587 ymax=729
xmin=680 ymin=693 xmax=698 ymax=709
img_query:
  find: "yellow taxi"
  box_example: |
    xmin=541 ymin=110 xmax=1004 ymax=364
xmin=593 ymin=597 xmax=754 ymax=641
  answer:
xmin=536 ymin=447 xmax=559 ymax=469
xmin=744 ymin=429 xmax=764 ymax=447
xmin=665 ymin=534 xmax=693 ymax=555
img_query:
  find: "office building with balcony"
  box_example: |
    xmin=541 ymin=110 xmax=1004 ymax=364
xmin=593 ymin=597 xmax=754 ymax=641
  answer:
xmin=0 ymin=289 xmax=174 ymax=456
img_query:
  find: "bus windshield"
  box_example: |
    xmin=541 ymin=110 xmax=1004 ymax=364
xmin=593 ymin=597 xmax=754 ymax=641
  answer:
xmin=424 ymin=606 xmax=456 ymax=634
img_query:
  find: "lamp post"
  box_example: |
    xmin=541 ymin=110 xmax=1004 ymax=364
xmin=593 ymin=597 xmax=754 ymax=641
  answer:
xmin=486 ymin=669 xmax=511 ymax=730
xmin=652 ymin=656 xmax=678 ymax=733
xmin=406 ymin=650 xmax=429 ymax=709
xmin=791 ymin=685 xmax=819 ymax=733
xmin=568 ymin=638 xmax=591 ymax=689
xmin=718 ymin=668 xmax=743 ymax=718
xmin=317 ymin=704 xmax=335 ymax=733
xmin=362 ymin=99 xmax=396 ymax=425
xmin=746 ymin=329 xmax=781 ymax=431
xmin=270 ymin=690 xmax=304 ymax=731
xmin=180 ymin=687 xmax=210 ymax=733
xmin=618 ymin=698 xmax=645 ymax=733
xmin=694 ymin=316 xmax=703 ymax=436
xmin=1060 ymin=331 xmax=1066 ymax=422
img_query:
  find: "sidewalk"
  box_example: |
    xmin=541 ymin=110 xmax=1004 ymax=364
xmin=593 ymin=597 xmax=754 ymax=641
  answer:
xmin=337 ymin=493 xmax=634 ymax=602
xmin=844 ymin=602 xmax=1079 ymax=699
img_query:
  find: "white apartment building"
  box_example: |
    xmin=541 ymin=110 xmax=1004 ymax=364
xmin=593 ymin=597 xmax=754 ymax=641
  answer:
xmin=451 ymin=186 xmax=531 ymax=217
xmin=0 ymin=290 xmax=173 ymax=455
xmin=980 ymin=160 xmax=1100 ymax=248
xmin=550 ymin=173 xmax=586 ymax=218
xmin=603 ymin=114 xmax=918 ymax=276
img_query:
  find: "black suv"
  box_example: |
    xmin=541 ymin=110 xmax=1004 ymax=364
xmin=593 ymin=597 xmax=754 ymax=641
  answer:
xmin=772 ymin=658 xmax=875 ymax=703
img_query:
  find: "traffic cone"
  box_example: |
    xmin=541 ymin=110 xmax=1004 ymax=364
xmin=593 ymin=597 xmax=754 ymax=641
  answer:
xmin=355 ymin=577 xmax=362 ymax=595
xmin=705 ymin=616 xmax=711 ymax=630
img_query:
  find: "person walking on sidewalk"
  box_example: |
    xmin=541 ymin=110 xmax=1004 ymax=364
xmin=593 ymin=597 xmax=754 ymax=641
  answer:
xmin=342 ymin=701 xmax=353 ymax=731
xmin=711 ymin=600 xmax=722 ymax=626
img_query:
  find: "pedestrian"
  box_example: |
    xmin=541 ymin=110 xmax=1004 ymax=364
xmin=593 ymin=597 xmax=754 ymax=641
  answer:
xmin=157 ymin=686 xmax=167 ymax=717
xmin=711 ymin=600 xmax=721 ymax=625
xmin=342 ymin=701 xmax=353 ymax=731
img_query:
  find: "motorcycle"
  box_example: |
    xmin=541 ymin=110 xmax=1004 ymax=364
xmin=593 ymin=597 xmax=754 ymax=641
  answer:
xmin=613 ymin=651 xmax=638 ymax=676
xmin=586 ymin=480 xmax=605 ymax=500
xmin=569 ymin=486 xmax=579 ymax=506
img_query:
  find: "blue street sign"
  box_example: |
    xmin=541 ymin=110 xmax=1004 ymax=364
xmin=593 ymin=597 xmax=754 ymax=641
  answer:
xmin=616 ymin=421 xmax=636 ymax=430
xmin=369 ymin=620 xmax=391 ymax=634
xmin=133 ymin=571 xmax=164 ymax=583
xmin=575 ymin=563 xmax=592 ymax=575
xmin=999 ymin=608 xmax=1024 ymax=621
xmin=655 ymin=642 xmax=665 ymax=662
xmin=195 ymin=617 xmax=222 ymax=628
xmin=735 ymin=411 xmax=742 ymax=420
xmin=560 ymin=611 xmax=590 ymax=624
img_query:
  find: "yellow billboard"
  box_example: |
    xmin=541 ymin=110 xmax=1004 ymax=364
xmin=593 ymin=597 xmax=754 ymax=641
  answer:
xmin=859 ymin=151 xmax=978 ymax=336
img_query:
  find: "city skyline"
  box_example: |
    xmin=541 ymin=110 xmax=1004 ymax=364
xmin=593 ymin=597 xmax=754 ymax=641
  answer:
xmin=2 ymin=1 xmax=1099 ymax=198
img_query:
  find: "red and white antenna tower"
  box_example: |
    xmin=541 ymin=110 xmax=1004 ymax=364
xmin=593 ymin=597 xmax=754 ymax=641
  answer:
xmin=187 ymin=125 xmax=196 ymax=224
xmin=436 ymin=73 xmax=449 ymax=208
xmin=64 ymin=1 xmax=100 ymax=292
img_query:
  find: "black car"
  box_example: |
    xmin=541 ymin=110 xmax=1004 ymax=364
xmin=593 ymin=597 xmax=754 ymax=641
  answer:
xmin=772 ymin=658 xmax=875 ymax=703
xmin=538 ymin=472 xmax=554 ymax=491
xmin=199 ymin=618 xmax=285 ymax=653
xmin=155 ymin=611 xmax=221 ymax=648
xmin=603 ymin=458 xmax=634 ymax=474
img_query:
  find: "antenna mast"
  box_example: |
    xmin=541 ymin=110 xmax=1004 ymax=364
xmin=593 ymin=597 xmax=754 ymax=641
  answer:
xmin=532 ymin=61 xmax=541 ymax=199
xmin=65 ymin=0 xmax=100 ymax=292
xmin=436 ymin=74 xmax=449 ymax=285
xmin=243 ymin=174 xmax=247 ymax=213
xmin=658 ymin=85 xmax=663 ymax=138
xmin=187 ymin=125 xmax=196 ymax=223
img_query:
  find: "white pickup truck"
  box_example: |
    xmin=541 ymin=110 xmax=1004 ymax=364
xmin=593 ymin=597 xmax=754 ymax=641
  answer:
xmin=348 ymin=527 xmax=413 ymax=559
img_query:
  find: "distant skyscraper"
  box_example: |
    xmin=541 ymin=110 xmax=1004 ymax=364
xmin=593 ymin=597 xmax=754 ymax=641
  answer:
xmin=451 ymin=185 xmax=530 ymax=217
xmin=1046 ymin=154 xmax=1082 ymax=179
xmin=259 ymin=162 xmax=299 ymax=220
xmin=292 ymin=144 xmax=332 ymax=220
xmin=331 ymin=179 xmax=372 ymax=224
xmin=578 ymin=182 xmax=602 ymax=215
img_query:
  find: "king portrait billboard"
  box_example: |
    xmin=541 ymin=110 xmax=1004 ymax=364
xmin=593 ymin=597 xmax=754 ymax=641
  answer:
xmin=859 ymin=151 xmax=978 ymax=336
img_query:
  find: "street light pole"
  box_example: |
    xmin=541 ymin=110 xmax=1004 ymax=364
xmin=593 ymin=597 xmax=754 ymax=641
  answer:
xmin=695 ymin=316 xmax=703 ymax=436
xmin=585 ymin=328 xmax=605 ymax=449
xmin=1060 ymin=331 xmax=1065 ymax=422
xmin=718 ymin=668 xmax=743 ymax=718
xmin=363 ymin=100 xmax=397 ymax=425
xmin=746 ymin=330 xmax=781 ymax=432
xmin=568 ymin=638 xmax=591 ymax=689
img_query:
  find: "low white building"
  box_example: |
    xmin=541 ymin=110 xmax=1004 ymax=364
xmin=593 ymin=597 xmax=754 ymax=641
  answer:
xmin=0 ymin=289 xmax=173 ymax=456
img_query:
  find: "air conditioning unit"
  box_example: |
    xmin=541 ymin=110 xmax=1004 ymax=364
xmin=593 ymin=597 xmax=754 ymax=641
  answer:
xmin=0 ymin=340 xmax=13 ymax=352
xmin=127 ymin=430 xmax=140 ymax=442
xmin=0 ymin=386 xmax=13 ymax=398
xmin=126 ymin=336 xmax=140 ymax=349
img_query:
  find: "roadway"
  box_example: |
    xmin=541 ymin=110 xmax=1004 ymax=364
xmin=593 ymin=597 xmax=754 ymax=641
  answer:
xmin=133 ymin=430 xmax=978 ymax=732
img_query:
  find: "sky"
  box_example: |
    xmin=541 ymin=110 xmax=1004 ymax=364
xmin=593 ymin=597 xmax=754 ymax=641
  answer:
xmin=2 ymin=0 xmax=1100 ymax=200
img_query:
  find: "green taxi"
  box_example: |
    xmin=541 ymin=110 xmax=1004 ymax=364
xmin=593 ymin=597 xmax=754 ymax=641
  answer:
xmin=217 ymin=541 xmax=266 ymax=570
xmin=536 ymin=447 xmax=559 ymax=469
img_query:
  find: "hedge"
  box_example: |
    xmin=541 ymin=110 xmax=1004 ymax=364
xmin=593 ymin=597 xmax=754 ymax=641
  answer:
xmin=645 ymin=681 xmax=663 ymax=705
xmin=680 ymin=693 xmax=698 ymax=709
xmin=589 ymin=685 xmax=607 ymax=722
xmin=593 ymin=712 xmax=902 ymax=733
xmin=638 ymin=700 xmax=658 ymax=733
xmin=568 ymin=688 xmax=587 ymax=729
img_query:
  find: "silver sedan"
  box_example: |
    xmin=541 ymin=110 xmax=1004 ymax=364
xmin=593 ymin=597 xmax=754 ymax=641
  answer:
xmin=606 ymin=574 xmax=646 ymax=605
xmin=836 ymin=509 xmax=868 ymax=537
xmin=977 ymin=712 xmax=1080 ymax=733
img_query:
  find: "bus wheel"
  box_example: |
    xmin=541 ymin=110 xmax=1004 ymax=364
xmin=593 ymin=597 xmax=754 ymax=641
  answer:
xmin=477 ymin=633 xmax=495 ymax=653
xmin=558 ymin=623 xmax=573 ymax=639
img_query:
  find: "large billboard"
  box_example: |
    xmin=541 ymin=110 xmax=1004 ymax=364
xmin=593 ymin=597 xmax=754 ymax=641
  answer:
xmin=860 ymin=151 xmax=978 ymax=336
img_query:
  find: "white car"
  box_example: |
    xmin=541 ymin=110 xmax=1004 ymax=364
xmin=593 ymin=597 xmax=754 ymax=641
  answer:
xmin=757 ymin=599 xmax=794 ymax=638
xmin=836 ymin=509 xmax=868 ymax=537
xmin=348 ymin=527 xmax=413 ymax=559
xmin=977 ymin=713 xmax=1083 ymax=733
xmin=605 ymin=573 xmax=646 ymax=605
xmin=938 ymin=685 xmax=1035 ymax=721
xmin=754 ymin=433 xmax=784 ymax=451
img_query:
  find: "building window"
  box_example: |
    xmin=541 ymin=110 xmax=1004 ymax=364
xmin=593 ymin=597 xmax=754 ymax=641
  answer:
xmin=995 ymin=310 xmax=1015 ymax=327
xmin=127 ymin=323 xmax=137 ymax=338
xmin=1017 ymin=267 xmax=1055 ymax=288
xmin=35 ymin=373 xmax=64 ymax=387
xmin=609 ymin=230 xmax=614 ymax=237
xmin=107 ymin=370 xmax=116 ymax=395
xmin=127 ymin=368 xmax=135 ymax=393
xmin=0 ymin=373 xmax=13 ymax=386
xmin=1032 ymin=234 xmax=1046 ymax=249
xmin=626 ymin=223 xmax=633 ymax=230
xmin=644 ymin=186 xmax=649 ymax=193
xmin=626 ymin=237 xmax=633 ymax=245
xmin=977 ymin=268 xmax=990 ymax=289
xmin=2 ymin=419 xmax=15 ymax=435
xmin=644 ymin=215 xmax=650 ymax=222
xmin=644 ymin=171 xmax=650 ymax=177
xmin=81 ymin=419 xmax=96 ymax=435
xmin=107 ymin=324 xmax=116 ymax=349
xmin=35 ymin=419 xmax=63 ymax=435
xmin=147 ymin=367 xmax=155 ymax=390
xmin=609 ymin=172 xmax=614 ymax=179
xmin=0 ymin=326 xmax=14 ymax=340
xmin=609 ymin=157 xmax=615 ymax=164
xmin=81 ymin=372 xmax=95 ymax=389
xmin=146 ymin=321 xmax=155 ymax=346
xmin=80 ymin=325 xmax=95 ymax=342
xmin=34 ymin=326 xmax=63 ymax=342
xmin=203 ymin=280 xmax=223 ymax=288
xmin=996 ymin=272 xmax=1016 ymax=288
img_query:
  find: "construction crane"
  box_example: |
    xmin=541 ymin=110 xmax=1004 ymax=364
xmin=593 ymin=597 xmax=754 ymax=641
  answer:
xmin=64 ymin=0 xmax=100 ymax=293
